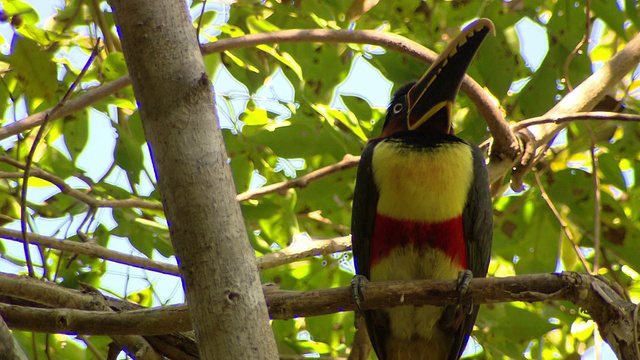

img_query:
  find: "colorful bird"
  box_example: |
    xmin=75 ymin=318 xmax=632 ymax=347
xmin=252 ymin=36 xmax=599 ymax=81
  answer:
xmin=351 ymin=19 xmax=495 ymax=360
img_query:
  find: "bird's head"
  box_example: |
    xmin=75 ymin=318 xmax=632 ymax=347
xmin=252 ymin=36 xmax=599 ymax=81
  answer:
xmin=381 ymin=18 xmax=495 ymax=138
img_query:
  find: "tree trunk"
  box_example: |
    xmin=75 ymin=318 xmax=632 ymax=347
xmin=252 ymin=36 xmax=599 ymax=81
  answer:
xmin=110 ymin=1 xmax=279 ymax=359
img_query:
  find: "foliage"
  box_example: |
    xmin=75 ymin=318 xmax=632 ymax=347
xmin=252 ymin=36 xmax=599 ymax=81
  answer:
xmin=0 ymin=0 xmax=639 ymax=359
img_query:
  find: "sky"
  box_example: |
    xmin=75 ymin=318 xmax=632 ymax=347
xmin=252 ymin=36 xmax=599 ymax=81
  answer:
xmin=0 ymin=1 xmax=621 ymax=359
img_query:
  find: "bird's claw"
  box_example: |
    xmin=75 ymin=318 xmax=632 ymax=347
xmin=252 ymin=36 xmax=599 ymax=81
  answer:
xmin=456 ymin=269 xmax=474 ymax=314
xmin=351 ymin=274 xmax=369 ymax=312
xmin=440 ymin=270 xmax=475 ymax=330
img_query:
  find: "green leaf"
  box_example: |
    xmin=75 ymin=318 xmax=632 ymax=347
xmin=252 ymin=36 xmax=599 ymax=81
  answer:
xmin=12 ymin=331 xmax=87 ymax=359
xmin=39 ymin=147 xmax=76 ymax=179
xmin=7 ymin=34 xmax=57 ymax=101
xmin=1 ymin=0 xmax=39 ymax=25
xmin=476 ymin=303 xmax=559 ymax=358
xmin=126 ymin=286 xmax=154 ymax=307
xmin=115 ymin=128 xmax=144 ymax=185
xmin=626 ymin=0 xmax=640 ymax=30
xmin=63 ymin=110 xmax=90 ymax=162
xmin=598 ymin=152 xmax=626 ymax=190
xmin=315 ymin=103 xmax=368 ymax=142
xmin=340 ymin=95 xmax=373 ymax=129
xmin=102 ymin=52 xmax=129 ymax=81
xmin=590 ymin=0 xmax=627 ymax=40
xmin=112 ymin=208 xmax=155 ymax=257
xmin=473 ymin=26 xmax=525 ymax=98
xmin=246 ymin=15 xmax=280 ymax=33
xmin=240 ymin=106 xmax=270 ymax=126
xmin=257 ymin=44 xmax=304 ymax=82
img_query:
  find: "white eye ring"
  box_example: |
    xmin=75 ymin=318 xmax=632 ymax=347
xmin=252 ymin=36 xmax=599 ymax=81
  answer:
xmin=392 ymin=103 xmax=403 ymax=114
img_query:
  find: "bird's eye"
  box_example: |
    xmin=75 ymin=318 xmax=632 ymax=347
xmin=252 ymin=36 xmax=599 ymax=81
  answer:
xmin=392 ymin=103 xmax=403 ymax=114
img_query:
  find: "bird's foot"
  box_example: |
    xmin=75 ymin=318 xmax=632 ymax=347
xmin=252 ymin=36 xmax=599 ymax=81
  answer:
xmin=351 ymin=274 xmax=369 ymax=312
xmin=456 ymin=269 xmax=473 ymax=311
xmin=351 ymin=275 xmax=369 ymax=329
xmin=440 ymin=270 xmax=474 ymax=331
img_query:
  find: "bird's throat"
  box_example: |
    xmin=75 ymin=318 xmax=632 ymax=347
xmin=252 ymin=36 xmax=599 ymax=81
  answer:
xmin=372 ymin=140 xmax=474 ymax=223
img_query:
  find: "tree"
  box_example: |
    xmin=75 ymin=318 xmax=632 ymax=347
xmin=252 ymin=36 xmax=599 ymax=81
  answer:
xmin=0 ymin=0 xmax=639 ymax=359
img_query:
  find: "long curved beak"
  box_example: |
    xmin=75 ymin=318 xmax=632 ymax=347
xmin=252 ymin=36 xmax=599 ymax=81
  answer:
xmin=407 ymin=18 xmax=495 ymax=134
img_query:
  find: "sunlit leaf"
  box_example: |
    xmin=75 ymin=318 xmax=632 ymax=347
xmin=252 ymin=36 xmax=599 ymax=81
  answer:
xmin=7 ymin=34 xmax=57 ymax=101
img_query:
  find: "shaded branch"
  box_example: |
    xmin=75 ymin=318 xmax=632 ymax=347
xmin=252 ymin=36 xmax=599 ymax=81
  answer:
xmin=0 ymin=227 xmax=179 ymax=276
xmin=0 ymin=302 xmax=189 ymax=335
xmin=0 ymin=155 xmax=163 ymax=211
xmin=0 ymin=28 xmax=512 ymax=198
xmin=0 ymin=315 xmax=28 ymax=360
xmin=0 ymin=151 xmax=358 ymax=211
xmin=0 ymin=227 xmax=350 ymax=275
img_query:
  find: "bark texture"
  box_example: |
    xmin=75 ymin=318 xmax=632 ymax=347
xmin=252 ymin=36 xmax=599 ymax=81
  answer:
xmin=110 ymin=1 xmax=278 ymax=359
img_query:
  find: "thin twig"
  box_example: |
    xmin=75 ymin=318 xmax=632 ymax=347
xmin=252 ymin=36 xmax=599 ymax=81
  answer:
xmin=562 ymin=0 xmax=591 ymax=93
xmin=0 ymin=74 xmax=130 ymax=142
xmin=236 ymin=154 xmax=360 ymax=202
xmin=0 ymin=156 xmax=163 ymax=211
xmin=76 ymin=335 xmax=107 ymax=360
xmin=584 ymin=123 xmax=601 ymax=273
xmin=0 ymin=227 xmax=179 ymax=275
xmin=0 ymin=152 xmax=356 ymax=210
xmin=20 ymin=41 xmax=102 ymax=277
xmin=512 ymin=111 xmax=640 ymax=131
xmin=633 ymin=303 xmax=640 ymax=358
xmin=533 ymin=171 xmax=592 ymax=273
xmin=196 ymin=0 xmax=207 ymax=46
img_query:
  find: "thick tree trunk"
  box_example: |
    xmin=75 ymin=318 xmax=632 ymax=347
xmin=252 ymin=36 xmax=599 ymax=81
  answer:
xmin=110 ymin=1 xmax=279 ymax=359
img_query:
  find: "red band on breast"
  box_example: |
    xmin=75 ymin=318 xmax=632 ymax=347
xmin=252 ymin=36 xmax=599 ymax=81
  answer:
xmin=371 ymin=214 xmax=467 ymax=268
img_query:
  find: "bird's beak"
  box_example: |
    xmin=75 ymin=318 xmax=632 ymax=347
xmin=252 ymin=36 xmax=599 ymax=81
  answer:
xmin=407 ymin=18 xmax=495 ymax=134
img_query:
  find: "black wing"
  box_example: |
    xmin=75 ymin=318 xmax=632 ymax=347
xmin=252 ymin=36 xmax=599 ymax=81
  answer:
xmin=464 ymin=142 xmax=493 ymax=278
xmin=351 ymin=140 xmax=392 ymax=358
xmin=351 ymin=140 xmax=380 ymax=279
xmin=449 ymin=142 xmax=493 ymax=360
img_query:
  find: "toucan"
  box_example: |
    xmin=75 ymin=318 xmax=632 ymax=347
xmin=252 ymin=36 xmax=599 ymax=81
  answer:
xmin=351 ymin=19 xmax=494 ymax=360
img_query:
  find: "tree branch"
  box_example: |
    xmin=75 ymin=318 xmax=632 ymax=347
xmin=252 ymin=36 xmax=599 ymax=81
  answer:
xmin=0 ymin=227 xmax=179 ymax=275
xmin=0 ymin=155 xmax=163 ymax=211
xmin=511 ymin=111 xmax=640 ymax=130
xmin=2 ymin=271 xmax=637 ymax=359
xmin=256 ymin=235 xmax=350 ymax=271
xmin=237 ymin=154 xmax=359 ymax=202
xmin=494 ymin=32 xmax=640 ymax=187
xmin=0 ymin=229 xmax=349 ymax=275
xmin=0 ymin=28 xmax=514 ymax=196
xmin=535 ymin=32 xmax=640 ymax=143
xmin=1 ymin=272 xmax=637 ymax=360
xmin=4 ymin=29 xmax=639 ymax=194
xmin=0 ymin=76 xmax=131 ymax=140
xmin=2 ymin=30 xmax=508 ymax=154
xmin=0 ymin=315 xmax=28 ymax=360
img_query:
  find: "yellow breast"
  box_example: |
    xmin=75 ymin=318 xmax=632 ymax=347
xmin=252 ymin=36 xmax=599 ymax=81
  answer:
xmin=371 ymin=141 xmax=474 ymax=223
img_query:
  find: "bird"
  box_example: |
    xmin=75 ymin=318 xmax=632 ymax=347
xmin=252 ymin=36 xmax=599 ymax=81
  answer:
xmin=350 ymin=18 xmax=495 ymax=360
